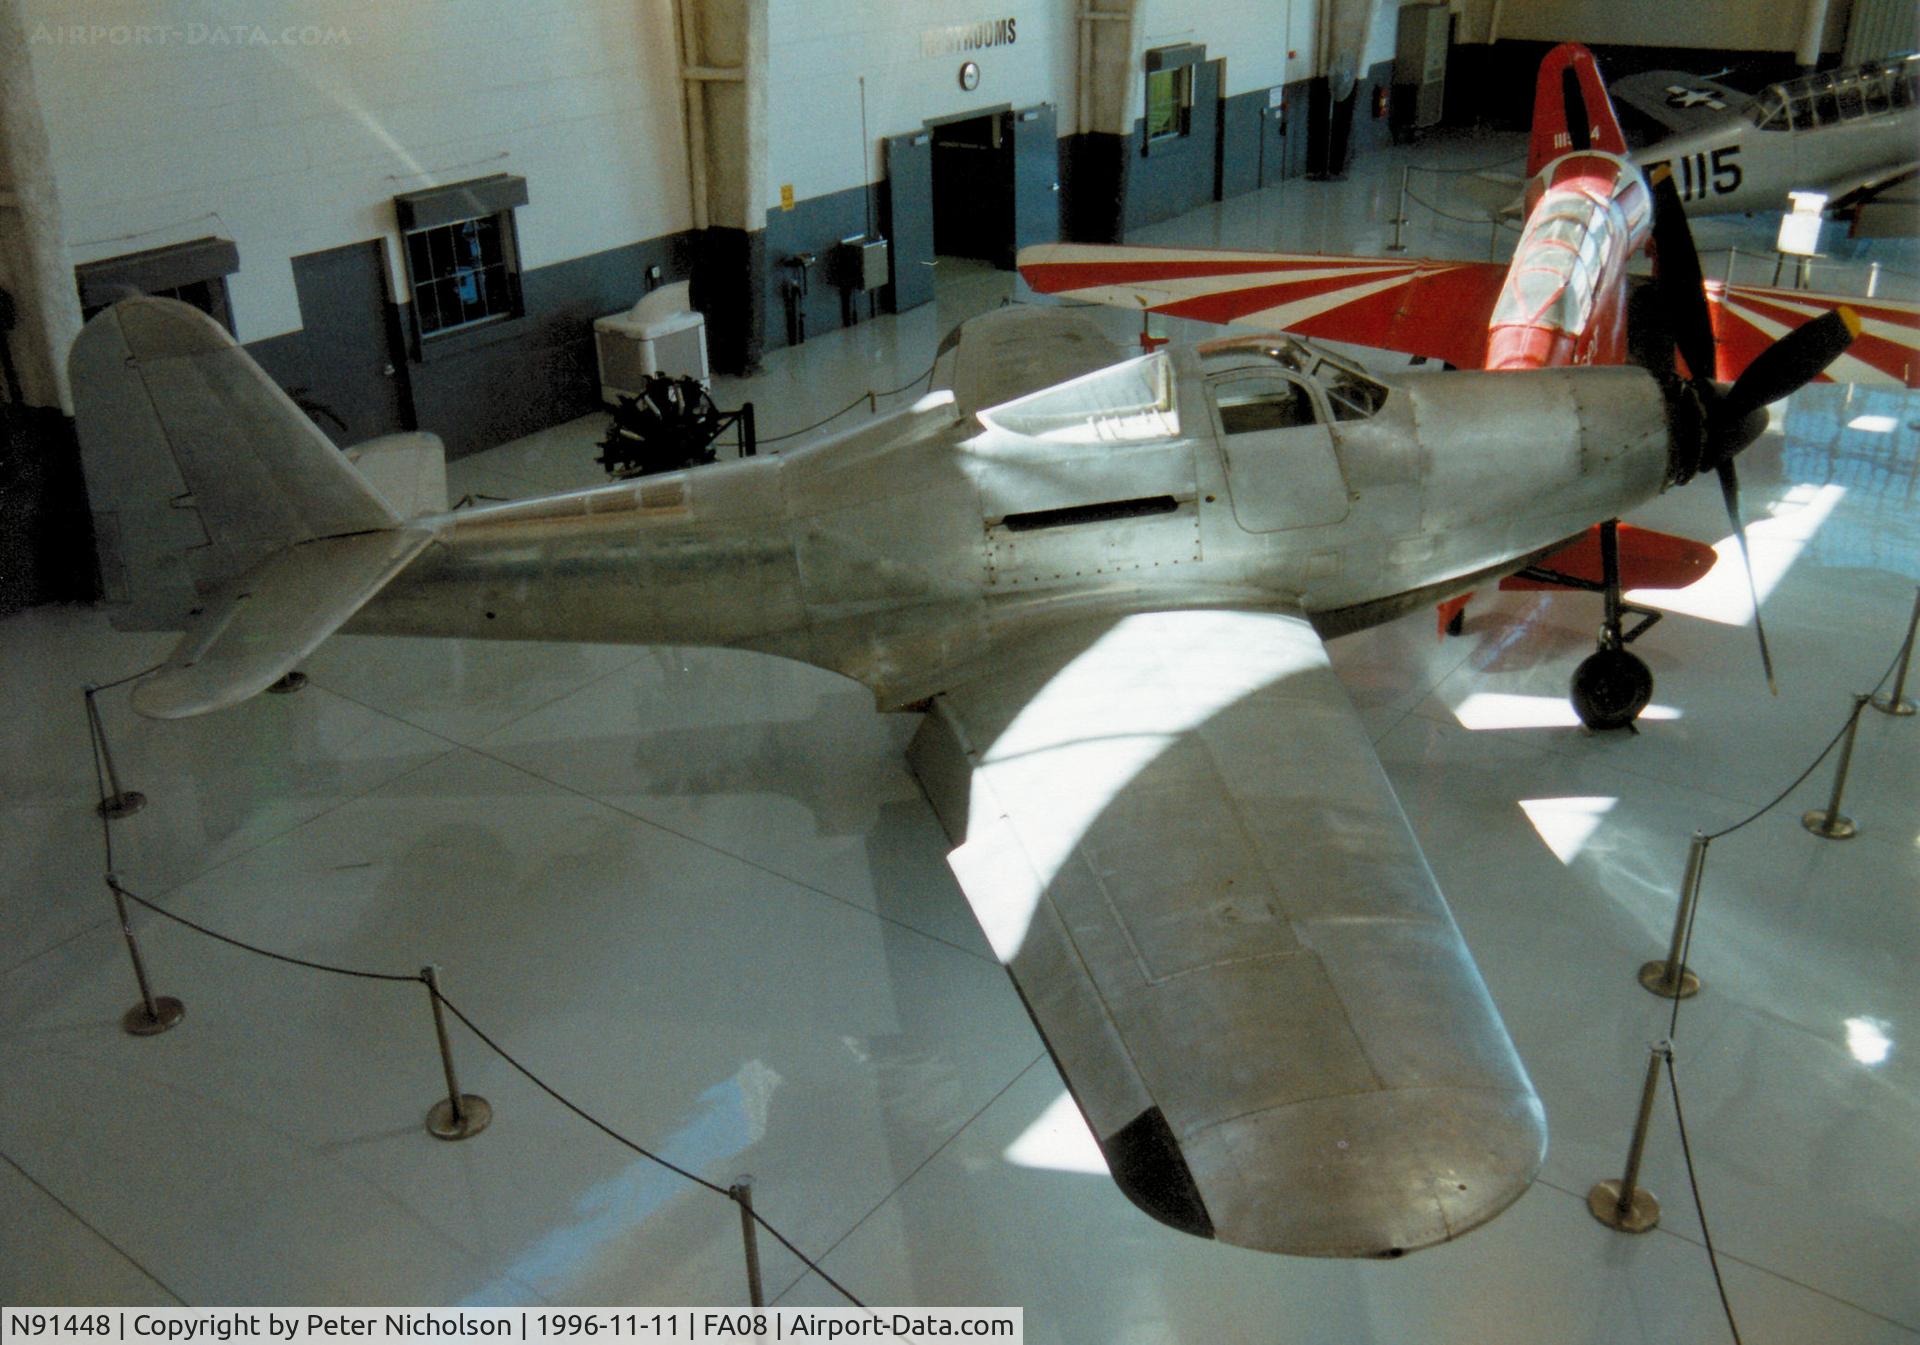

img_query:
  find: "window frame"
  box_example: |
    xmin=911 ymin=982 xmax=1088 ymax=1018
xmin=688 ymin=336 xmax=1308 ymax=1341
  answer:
xmin=1143 ymin=44 xmax=1204 ymax=154
xmin=393 ymin=174 xmax=529 ymax=354
xmin=75 ymin=236 xmax=239 ymax=333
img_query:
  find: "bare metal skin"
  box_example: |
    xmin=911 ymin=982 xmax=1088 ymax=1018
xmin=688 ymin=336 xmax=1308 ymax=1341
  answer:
xmin=72 ymin=297 xmax=1699 ymax=1257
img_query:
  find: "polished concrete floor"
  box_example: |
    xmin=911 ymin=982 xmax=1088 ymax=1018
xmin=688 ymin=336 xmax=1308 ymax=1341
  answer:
xmin=4 ymin=130 xmax=1917 ymax=1342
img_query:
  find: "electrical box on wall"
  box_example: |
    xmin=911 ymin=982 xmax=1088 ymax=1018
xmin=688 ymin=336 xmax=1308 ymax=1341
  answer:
xmin=1393 ymin=2 xmax=1449 ymax=134
xmin=829 ymin=236 xmax=891 ymax=292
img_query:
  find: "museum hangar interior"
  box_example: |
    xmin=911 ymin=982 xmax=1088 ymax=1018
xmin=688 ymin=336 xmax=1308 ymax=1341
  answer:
xmin=0 ymin=0 xmax=1916 ymax=1341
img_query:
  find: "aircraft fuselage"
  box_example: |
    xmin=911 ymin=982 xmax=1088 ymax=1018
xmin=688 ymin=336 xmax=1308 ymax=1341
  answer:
xmin=350 ymin=345 xmax=1678 ymax=706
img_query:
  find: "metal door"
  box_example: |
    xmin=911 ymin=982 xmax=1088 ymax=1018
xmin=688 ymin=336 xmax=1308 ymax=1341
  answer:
xmin=884 ymin=130 xmax=936 ymax=312
xmin=290 ymin=240 xmax=412 ymax=446
xmin=1005 ymin=103 xmax=1060 ymax=269
xmin=1259 ymin=97 xmax=1291 ymax=188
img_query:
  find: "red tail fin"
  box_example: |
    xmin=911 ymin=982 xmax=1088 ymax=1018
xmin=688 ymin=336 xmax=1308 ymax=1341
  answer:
xmin=1527 ymin=44 xmax=1629 ymax=177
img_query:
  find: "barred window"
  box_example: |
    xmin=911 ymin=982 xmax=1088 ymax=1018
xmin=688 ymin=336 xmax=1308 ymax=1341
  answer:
xmin=404 ymin=213 xmax=520 ymax=338
xmin=394 ymin=174 xmax=529 ymax=344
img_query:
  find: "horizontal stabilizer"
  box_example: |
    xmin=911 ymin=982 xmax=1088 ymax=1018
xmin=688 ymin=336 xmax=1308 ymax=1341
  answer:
xmin=133 ymin=528 xmax=435 ymax=719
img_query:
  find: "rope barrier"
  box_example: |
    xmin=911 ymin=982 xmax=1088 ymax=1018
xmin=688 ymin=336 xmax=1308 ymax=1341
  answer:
xmin=1404 ymin=186 xmax=1522 ymax=231
xmin=756 ymin=361 xmax=938 ymax=446
xmin=1665 ymin=1053 xmax=1745 ymax=1345
xmin=108 ymin=880 xmax=423 ymax=985
xmin=81 ymin=677 xmax=868 ymax=1309
xmin=1701 ymin=643 xmax=1902 ymax=842
xmin=1636 ymin=624 xmax=1908 ymax=1341
xmin=1406 ymin=155 xmax=1526 ymax=178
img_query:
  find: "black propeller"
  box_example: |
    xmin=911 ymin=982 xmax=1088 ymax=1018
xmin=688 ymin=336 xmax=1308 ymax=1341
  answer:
xmin=1643 ymin=165 xmax=1861 ymax=693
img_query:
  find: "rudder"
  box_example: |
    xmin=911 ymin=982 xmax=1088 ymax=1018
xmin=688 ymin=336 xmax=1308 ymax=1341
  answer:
xmin=69 ymin=297 xmax=402 ymax=630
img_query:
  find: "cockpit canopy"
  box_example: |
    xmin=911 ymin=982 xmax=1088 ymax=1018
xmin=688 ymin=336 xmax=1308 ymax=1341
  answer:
xmin=1198 ymin=336 xmax=1390 ymax=424
xmin=975 ymin=350 xmax=1180 ymax=443
xmin=1750 ymin=53 xmax=1918 ymax=131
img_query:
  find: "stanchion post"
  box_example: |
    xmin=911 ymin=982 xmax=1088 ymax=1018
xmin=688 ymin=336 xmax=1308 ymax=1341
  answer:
xmin=86 ymin=686 xmax=146 ymax=819
xmin=731 ymin=1176 xmax=765 ymax=1307
xmin=422 ymin=965 xmax=492 ymax=1140
xmin=107 ymin=876 xmax=184 ymax=1036
xmin=1639 ymin=832 xmax=1707 ymax=999
xmin=1587 ymin=1041 xmax=1668 ymax=1233
xmin=1386 ymin=167 xmax=1409 ymax=252
xmin=1867 ymin=260 xmax=1881 ymax=299
xmin=1803 ymin=694 xmax=1870 ymax=840
xmin=1871 ymin=587 xmax=1919 ymax=717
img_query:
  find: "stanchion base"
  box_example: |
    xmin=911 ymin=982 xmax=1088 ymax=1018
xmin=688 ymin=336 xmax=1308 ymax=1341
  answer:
xmin=266 ymin=671 xmax=308 ymax=695
xmin=1870 ymin=693 xmax=1915 ymax=717
xmin=1587 ymin=1179 xmax=1660 ymax=1233
xmin=1802 ymin=809 xmax=1857 ymax=840
xmin=123 ymin=997 xmax=184 ymax=1036
xmin=97 ymin=791 xmax=147 ymax=820
xmin=1637 ymin=960 xmax=1701 ymax=999
xmin=426 ymin=1094 xmax=491 ymax=1140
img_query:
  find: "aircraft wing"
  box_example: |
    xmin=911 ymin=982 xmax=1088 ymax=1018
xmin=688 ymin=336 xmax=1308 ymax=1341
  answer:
xmin=1609 ymin=70 xmax=1746 ymax=143
xmin=1707 ymin=282 xmax=1920 ymax=388
xmin=1019 ymin=243 xmax=1509 ymax=370
xmin=907 ymin=607 xmax=1546 ymax=1257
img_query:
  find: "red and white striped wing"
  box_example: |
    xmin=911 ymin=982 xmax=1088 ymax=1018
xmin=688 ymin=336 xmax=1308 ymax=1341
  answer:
xmin=1709 ymin=282 xmax=1920 ymax=388
xmin=1019 ymin=244 xmax=1510 ymax=371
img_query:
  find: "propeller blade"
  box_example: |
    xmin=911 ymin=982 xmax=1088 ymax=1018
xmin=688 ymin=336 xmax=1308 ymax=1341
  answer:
xmin=1647 ymin=167 xmax=1717 ymax=384
xmin=1718 ymin=307 xmax=1861 ymax=426
xmin=1717 ymin=461 xmax=1778 ymax=695
xmin=1562 ymin=66 xmax=1591 ymax=152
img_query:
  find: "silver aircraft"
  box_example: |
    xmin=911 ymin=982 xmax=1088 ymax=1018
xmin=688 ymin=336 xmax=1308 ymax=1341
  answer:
xmin=69 ymin=286 xmax=1851 ymax=1258
xmin=1614 ymin=54 xmax=1919 ymax=219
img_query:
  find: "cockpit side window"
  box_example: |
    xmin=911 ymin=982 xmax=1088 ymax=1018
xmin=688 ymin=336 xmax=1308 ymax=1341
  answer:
xmin=1311 ymin=360 xmax=1388 ymax=421
xmin=1213 ymin=375 xmax=1321 ymax=433
xmin=1835 ymin=73 xmax=1865 ymax=120
xmin=1751 ymin=88 xmax=1789 ymax=130
xmin=1861 ymin=69 xmax=1891 ymax=116
xmin=1811 ymin=74 xmax=1840 ymax=123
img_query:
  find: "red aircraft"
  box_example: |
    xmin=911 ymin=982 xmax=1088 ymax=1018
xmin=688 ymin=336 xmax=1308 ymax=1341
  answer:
xmin=1020 ymin=44 xmax=1897 ymax=725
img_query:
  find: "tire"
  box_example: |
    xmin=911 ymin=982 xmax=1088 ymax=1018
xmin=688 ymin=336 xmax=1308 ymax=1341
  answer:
xmin=1570 ymin=648 xmax=1653 ymax=731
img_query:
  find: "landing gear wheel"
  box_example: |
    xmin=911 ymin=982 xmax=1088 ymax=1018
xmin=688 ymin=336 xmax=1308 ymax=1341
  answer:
xmin=1571 ymin=649 xmax=1653 ymax=731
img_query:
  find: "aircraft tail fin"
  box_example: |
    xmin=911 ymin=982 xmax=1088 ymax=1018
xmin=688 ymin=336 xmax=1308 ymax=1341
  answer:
xmin=69 ymin=297 xmax=439 ymax=717
xmin=1528 ymin=44 xmax=1629 ymax=177
xmin=70 ymin=296 xmax=410 ymax=629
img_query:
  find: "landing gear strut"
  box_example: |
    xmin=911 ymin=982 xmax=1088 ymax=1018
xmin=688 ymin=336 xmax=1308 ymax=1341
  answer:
xmin=1572 ymin=520 xmax=1656 ymax=730
xmin=1515 ymin=520 xmax=1661 ymax=731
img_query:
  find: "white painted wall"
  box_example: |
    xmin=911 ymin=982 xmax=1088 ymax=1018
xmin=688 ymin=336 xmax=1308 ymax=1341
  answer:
xmin=764 ymin=0 xmax=1078 ymax=203
xmin=1488 ymin=0 xmax=1850 ymax=50
xmin=22 ymin=0 xmax=690 ymax=344
xmin=1137 ymin=0 xmax=1304 ymax=95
